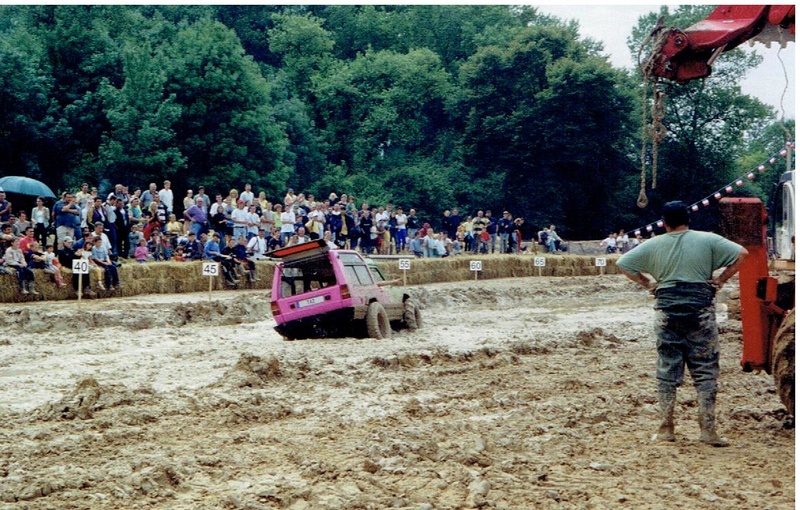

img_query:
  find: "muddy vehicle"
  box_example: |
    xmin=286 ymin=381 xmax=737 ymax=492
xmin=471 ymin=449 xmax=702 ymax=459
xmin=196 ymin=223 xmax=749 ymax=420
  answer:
xmin=268 ymin=240 xmax=422 ymax=340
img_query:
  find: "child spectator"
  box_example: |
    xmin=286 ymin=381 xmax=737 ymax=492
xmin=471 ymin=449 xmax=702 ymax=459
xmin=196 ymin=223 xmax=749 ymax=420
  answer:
xmin=43 ymin=243 xmax=67 ymax=288
xmin=134 ymin=238 xmax=150 ymax=263
xmin=172 ymin=245 xmax=186 ymax=262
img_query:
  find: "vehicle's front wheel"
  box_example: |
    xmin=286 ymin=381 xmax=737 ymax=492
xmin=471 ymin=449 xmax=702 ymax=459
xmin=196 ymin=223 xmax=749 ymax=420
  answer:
xmin=366 ymin=302 xmax=391 ymax=339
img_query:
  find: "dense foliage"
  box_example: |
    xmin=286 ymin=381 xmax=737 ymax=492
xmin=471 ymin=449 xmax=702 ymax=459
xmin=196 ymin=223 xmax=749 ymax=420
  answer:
xmin=0 ymin=5 xmax=792 ymax=238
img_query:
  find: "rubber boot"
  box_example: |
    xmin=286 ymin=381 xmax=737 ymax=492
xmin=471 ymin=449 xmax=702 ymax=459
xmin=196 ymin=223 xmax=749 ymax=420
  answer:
xmin=250 ymin=269 xmax=260 ymax=282
xmin=653 ymin=388 xmax=676 ymax=442
xmin=28 ymin=281 xmax=39 ymax=295
xmin=20 ymin=281 xmax=29 ymax=295
xmin=698 ymin=391 xmax=730 ymax=447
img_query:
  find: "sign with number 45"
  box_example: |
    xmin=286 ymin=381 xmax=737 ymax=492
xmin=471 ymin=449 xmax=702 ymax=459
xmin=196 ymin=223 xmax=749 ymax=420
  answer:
xmin=202 ymin=262 xmax=219 ymax=276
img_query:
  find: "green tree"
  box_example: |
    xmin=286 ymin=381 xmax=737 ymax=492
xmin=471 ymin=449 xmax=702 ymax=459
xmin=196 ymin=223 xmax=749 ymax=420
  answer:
xmin=268 ymin=12 xmax=334 ymax=100
xmin=97 ymin=39 xmax=185 ymax=186
xmin=164 ymin=19 xmax=290 ymax=196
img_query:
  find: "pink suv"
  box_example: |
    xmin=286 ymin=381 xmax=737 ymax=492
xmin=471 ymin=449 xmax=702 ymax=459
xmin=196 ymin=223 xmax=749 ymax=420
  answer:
xmin=269 ymin=240 xmax=422 ymax=340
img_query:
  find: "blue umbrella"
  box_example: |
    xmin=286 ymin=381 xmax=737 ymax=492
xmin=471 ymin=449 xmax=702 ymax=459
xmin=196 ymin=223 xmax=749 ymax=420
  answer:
xmin=0 ymin=176 xmax=57 ymax=199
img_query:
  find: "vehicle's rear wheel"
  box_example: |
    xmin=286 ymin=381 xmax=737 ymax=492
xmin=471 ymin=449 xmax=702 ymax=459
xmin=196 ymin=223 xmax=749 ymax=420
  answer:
xmin=404 ymin=300 xmax=423 ymax=330
xmin=772 ymin=309 xmax=795 ymax=418
xmin=366 ymin=302 xmax=391 ymax=339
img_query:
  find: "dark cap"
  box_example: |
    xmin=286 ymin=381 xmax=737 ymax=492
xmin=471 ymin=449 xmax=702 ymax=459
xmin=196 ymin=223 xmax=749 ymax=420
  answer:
xmin=662 ymin=201 xmax=691 ymax=228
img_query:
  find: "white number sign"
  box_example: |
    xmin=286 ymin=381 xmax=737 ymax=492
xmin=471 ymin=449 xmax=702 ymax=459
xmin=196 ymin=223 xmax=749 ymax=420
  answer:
xmin=71 ymin=259 xmax=89 ymax=274
xmin=470 ymin=261 xmax=483 ymax=272
xmin=595 ymin=258 xmax=607 ymax=267
xmin=202 ymin=262 xmax=220 ymax=276
xmin=398 ymin=259 xmax=411 ymax=271
xmin=534 ymin=257 xmax=546 ymax=267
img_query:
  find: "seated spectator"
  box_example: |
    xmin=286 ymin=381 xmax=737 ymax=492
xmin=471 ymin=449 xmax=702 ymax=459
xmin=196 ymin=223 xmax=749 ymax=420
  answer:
xmin=183 ymin=232 xmax=203 ymax=260
xmin=58 ymin=237 xmax=89 ymax=295
xmin=165 ymin=214 xmax=184 ymax=237
xmin=409 ymin=231 xmax=424 ymax=257
xmin=148 ymin=232 xmax=170 ymax=261
xmin=4 ymin=237 xmax=36 ymax=294
xmin=134 ymin=238 xmax=150 ymax=263
xmin=287 ymin=227 xmax=311 ymax=246
xmin=233 ymin=235 xmax=258 ymax=282
xmin=267 ymin=229 xmax=282 ymax=252
xmin=219 ymin=237 xmax=241 ymax=286
xmin=79 ymin=235 xmax=105 ymax=294
xmin=203 ymin=232 xmax=222 ymax=260
xmin=172 ymin=245 xmax=186 ymax=262
xmin=19 ymin=226 xmax=36 ymax=253
xmin=128 ymin=224 xmax=143 ymax=258
xmin=91 ymin=236 xmax=120 ymax=291
xmin=600 ymin=233 xmax=618 ymax=254
xmin=35 ymin=242 xmax=66 ymax=288
xmin=1 ymin=223 xmax=16 ymax=253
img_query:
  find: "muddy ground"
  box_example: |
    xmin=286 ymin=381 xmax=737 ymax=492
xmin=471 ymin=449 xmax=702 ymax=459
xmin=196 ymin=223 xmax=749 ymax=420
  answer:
xmin=0 ymin=275 xmax=793 ymax=509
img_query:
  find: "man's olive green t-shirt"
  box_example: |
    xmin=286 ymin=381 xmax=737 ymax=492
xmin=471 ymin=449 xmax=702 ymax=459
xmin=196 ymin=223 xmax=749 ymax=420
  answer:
xmin=616 ymin=230 xmax=743 ymax=290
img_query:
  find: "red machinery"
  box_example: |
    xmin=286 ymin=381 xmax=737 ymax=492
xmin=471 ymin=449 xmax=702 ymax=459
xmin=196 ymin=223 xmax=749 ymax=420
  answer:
xmin=643 ymin=5 xmax=795 ymax=83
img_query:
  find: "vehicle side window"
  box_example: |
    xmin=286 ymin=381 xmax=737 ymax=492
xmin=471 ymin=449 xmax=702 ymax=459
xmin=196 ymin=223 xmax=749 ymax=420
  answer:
xmin=344 ymin=264 xmax=375 ymax=286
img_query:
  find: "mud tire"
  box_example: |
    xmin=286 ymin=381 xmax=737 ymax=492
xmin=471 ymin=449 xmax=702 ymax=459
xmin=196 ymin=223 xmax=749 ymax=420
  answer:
xmin=404 ymin=300 xmax=423 ymax=330
xmin=772 ymin=309 xmax=795 ymax=417
xmin=366 ymin=302 xmax=391 ymax=339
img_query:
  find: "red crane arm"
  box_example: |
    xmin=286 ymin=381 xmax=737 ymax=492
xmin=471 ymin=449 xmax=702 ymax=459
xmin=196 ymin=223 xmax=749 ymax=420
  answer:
xmin=643 ymin=5 xmax=795 ymax=83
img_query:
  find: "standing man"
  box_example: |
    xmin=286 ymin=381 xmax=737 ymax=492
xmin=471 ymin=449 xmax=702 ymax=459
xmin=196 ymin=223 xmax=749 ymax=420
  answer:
xmin=141 ymin=183 xmax=158 ymax=211
xmin=159 ymin=180 xmax=174 ymax=215
xmin=497 ymin=211 xmax=513 ymax=254
xmin=239 ymin=183 xmax=255 ymax=206
xmin=55 ymin=193 xmax=81 ymax=246
xmin=0 ymin=188 xmax=11 ymax=222
xmin=617 ymin=201 xmax=748 ymax=447
xmin=184 ymin=197 xmax=209 ymax=237
xmin=195 ymin=186 xmax=210 ymax=212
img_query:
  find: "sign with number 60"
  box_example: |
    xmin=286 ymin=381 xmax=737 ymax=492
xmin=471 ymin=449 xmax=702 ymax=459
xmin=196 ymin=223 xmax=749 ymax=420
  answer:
xmin=202 ymin=262 xmax=220 ymax=276
xmin=71 ymin=259 xmax=89 ymax=274
xmin=469 ymin=261 xmax=483 ymax=272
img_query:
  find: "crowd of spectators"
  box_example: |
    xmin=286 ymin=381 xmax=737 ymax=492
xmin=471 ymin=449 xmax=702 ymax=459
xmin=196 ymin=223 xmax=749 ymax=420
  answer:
xmin=0 ymin=180 xmax=538 ymax=295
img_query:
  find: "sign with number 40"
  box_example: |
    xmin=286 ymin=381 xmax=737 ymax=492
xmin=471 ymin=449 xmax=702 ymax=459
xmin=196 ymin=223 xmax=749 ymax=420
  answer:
xmin=72 ymin=259 xmax=89 ymax=275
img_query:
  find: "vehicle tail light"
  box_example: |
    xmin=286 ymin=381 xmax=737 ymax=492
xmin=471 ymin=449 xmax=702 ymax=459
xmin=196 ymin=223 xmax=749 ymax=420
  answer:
xmin=270 ymin=301 xmax=280 ymax=316
xmin=339 ymin=284 xmax=351 ymax=299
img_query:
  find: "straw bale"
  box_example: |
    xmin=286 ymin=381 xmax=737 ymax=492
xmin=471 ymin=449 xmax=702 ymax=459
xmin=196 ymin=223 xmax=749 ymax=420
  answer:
xmin=0 ymin=253 xmax=619 ymax=303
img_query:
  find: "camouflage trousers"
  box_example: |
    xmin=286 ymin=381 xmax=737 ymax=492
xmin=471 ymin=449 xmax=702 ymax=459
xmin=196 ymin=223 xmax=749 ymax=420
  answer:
xmin=653 ymin=284 xmax=720 ymax=394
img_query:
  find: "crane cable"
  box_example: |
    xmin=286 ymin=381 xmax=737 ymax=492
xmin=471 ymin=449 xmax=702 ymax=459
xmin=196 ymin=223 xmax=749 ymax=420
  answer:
xmin=637 ymin=24 xmax=670 ymax=208
xmin=774 ymin=28 xmax=793 ymax=146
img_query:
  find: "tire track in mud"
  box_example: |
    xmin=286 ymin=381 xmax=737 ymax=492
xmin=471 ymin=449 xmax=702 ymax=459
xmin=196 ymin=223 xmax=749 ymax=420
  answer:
xmin=0 ymin=276 xmax=793 ymax=509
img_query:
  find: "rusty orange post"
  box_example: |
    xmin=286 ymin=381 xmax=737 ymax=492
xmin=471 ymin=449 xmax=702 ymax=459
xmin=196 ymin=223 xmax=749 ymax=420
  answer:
xmin=718 ymin=197 xmax=782 ymax=373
